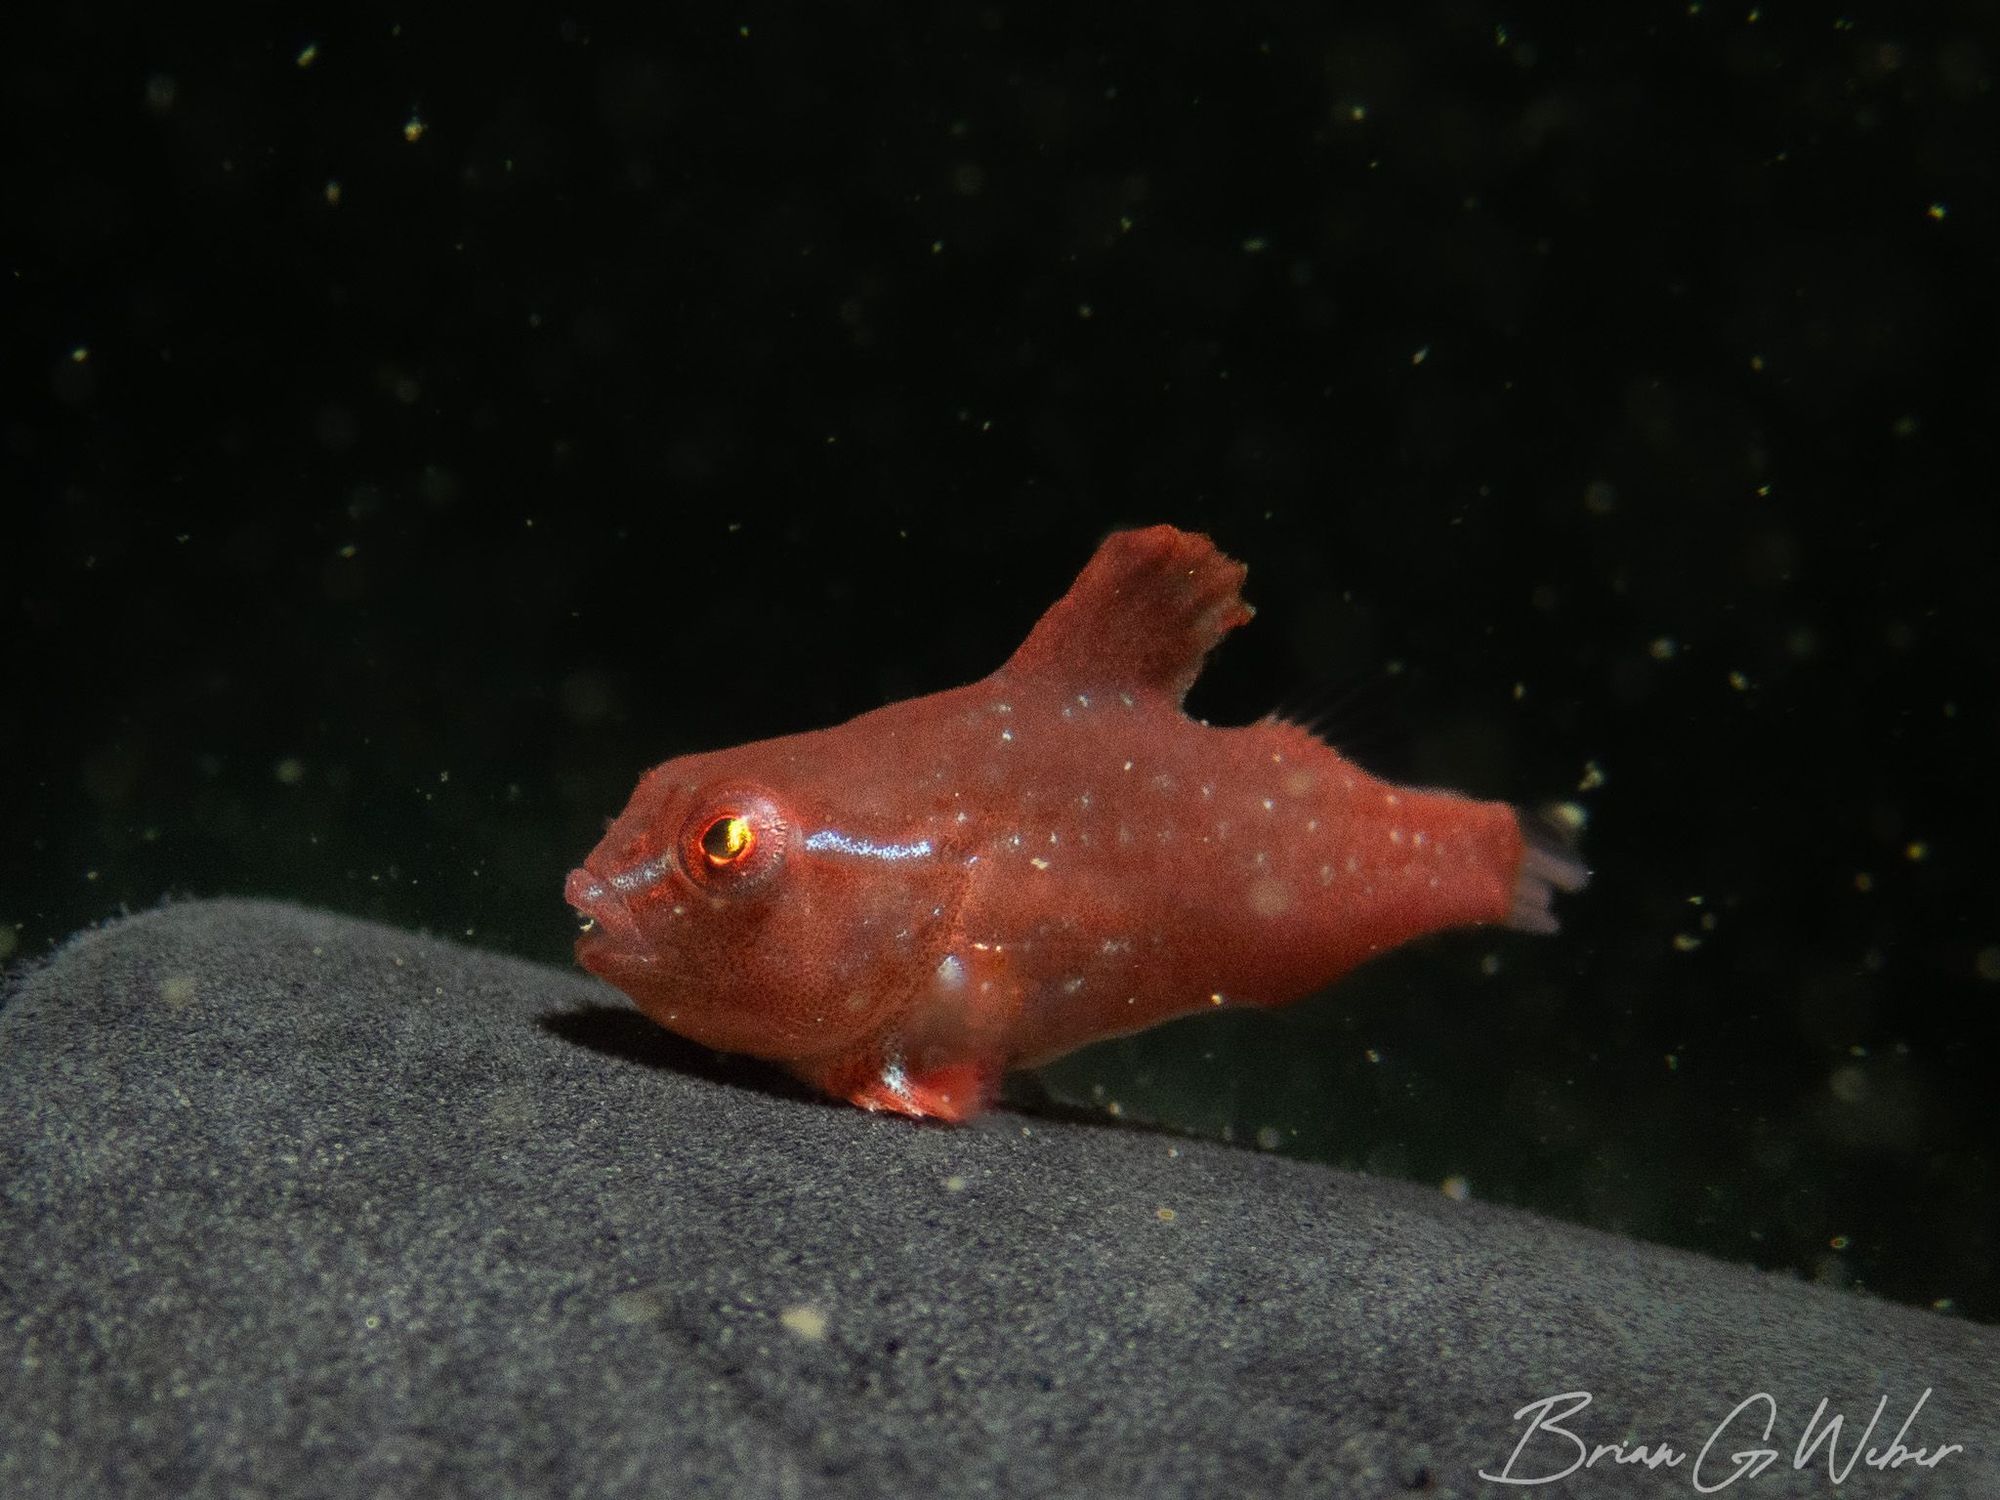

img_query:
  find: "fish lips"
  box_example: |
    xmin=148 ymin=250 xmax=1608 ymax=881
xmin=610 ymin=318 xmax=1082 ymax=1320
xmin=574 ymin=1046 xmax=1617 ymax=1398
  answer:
xmin=564 ymin=865 xmax=645 ymax=967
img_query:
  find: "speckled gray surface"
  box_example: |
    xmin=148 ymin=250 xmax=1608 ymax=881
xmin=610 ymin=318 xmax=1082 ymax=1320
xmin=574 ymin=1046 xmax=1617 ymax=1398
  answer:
xmin=1 ymin=900 xmax=1993 ymax=1499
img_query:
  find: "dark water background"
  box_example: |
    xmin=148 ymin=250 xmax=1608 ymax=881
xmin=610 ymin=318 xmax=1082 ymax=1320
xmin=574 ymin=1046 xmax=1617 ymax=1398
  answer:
xmin=7 ymin=5 xmax=1995 ymax=1320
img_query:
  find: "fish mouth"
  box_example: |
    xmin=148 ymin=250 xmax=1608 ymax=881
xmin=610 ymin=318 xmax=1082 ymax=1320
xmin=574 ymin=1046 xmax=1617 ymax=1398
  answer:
xmin=564 ymin=865 xmax=642 ymax=967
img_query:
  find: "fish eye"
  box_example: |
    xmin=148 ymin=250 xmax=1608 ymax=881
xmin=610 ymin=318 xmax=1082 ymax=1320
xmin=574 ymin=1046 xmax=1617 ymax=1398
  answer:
xmin=679 ymin=786 xmax=788 ymax=891
xmin=700 ymin=814 xmax=755 ymax=868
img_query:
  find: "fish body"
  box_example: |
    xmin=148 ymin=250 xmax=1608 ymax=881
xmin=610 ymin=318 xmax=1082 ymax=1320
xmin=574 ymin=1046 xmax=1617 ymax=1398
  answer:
xmin=565 ymin=525 xmax=1585 ymax=1120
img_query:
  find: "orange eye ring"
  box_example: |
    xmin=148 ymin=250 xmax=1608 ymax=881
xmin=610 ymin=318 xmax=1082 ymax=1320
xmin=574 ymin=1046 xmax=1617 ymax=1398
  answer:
xmin=699 ymin=813 xmax=756 ymax=868
xmin=679 ymin=786 xmax=787 ymax=892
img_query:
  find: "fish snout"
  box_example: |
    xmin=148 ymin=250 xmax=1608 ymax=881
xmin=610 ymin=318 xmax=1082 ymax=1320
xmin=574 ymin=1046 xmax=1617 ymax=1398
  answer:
xmin=564 ymin=864 xmax=605 ymax=913
xmin=565 ymin=865 xmax=641 ymax=949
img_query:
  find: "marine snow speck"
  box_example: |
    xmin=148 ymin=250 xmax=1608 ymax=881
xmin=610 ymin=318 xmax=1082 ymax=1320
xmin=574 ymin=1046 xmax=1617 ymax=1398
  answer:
xmin=565 ymin=525 xmax=1588 ymax=1121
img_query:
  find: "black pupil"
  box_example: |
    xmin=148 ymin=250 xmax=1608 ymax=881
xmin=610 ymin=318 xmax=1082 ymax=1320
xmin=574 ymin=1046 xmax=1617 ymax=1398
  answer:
xmin=703 ymin=818 xmax=741 ymax=859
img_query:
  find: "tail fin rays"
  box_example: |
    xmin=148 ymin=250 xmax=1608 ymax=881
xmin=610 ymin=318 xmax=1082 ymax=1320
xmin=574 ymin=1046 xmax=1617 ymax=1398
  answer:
xmin=1507 ymin=808 xmax=1590 ymax=935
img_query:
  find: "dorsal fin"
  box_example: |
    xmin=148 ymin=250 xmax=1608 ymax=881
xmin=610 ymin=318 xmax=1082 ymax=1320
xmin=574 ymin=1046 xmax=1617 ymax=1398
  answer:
xmin=1001 ymin=525 xmax=1254 ymax=706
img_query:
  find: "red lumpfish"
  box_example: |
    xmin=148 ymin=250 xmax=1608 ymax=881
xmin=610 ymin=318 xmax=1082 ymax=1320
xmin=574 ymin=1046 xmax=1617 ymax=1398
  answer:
xmin=565 ymin=525 xmax=1586 ymax=1121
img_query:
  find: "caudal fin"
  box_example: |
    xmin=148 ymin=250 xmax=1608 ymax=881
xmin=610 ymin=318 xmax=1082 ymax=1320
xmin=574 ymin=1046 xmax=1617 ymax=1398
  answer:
xmin=1507 ymin=806 xmax=1590 ymax=935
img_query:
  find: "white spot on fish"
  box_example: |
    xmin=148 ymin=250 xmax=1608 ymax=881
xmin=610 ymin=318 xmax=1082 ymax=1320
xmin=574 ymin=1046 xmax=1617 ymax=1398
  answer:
xmin=935 ymin=954 xmax=966 ymax=990
xmin=1261 ymin=798 xmax=1275 ymax=812
xmin=1029 ymin=856 xmax=1051 ymax=871
xmin=1248 ymin=878 xmax=1293 ymax=919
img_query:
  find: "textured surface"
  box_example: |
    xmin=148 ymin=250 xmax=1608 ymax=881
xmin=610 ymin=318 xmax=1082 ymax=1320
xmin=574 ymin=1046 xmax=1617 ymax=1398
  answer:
xmin=1 ymin=900 xmax=1993 ymax=1499
xmin=12 ymin=4 xmax=2000 ymax=1323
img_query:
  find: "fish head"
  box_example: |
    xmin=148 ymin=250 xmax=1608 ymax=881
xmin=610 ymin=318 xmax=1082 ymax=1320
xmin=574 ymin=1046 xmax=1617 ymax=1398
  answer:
xmin=565 ymin=753 xmax=954 ymax=1065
